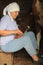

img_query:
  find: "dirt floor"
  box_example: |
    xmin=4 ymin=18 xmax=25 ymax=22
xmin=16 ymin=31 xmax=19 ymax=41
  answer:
xmin=14 ymin=48 xmax=34 ymax=65
xmin=0 ymin=48 xmax=43 ymax=65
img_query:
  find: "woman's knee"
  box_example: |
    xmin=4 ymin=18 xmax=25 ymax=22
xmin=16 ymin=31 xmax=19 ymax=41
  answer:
xmin=27 ymin=31 xmax=35 ymax=37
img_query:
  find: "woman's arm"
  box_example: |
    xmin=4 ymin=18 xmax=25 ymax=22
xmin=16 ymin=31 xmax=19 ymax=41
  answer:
xmin=0 ymin=30 xmax=23 ymax=36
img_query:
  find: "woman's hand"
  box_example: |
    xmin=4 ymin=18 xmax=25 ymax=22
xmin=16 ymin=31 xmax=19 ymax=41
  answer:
xmin=15 ymin=34 xmax=23 ymax=39
xmin=15 ymin=30 xmax=23 ymax=35
xmin=14 ymin=29 xmax=23 ymax=39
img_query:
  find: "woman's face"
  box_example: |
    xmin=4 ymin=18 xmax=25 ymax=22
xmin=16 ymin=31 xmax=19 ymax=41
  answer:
xmin=10 ymin=11 xmax=19 ymax=19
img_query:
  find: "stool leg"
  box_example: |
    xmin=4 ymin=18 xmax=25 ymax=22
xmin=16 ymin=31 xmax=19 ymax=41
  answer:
xmin=12 ymin=53 xmax=14 ymax=65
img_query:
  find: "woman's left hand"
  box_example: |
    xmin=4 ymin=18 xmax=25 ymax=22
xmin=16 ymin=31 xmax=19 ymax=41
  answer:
xmin=15 ymin=34 xmax=23 ymax=39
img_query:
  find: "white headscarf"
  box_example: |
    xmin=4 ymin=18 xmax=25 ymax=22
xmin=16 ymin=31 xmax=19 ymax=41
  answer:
xmin=3 ymin=2 xmax=20 ymax=15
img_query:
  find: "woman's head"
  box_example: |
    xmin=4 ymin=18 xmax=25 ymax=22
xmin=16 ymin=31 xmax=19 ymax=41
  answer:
xmin=3 ymin=2 xmax=20 ymax=19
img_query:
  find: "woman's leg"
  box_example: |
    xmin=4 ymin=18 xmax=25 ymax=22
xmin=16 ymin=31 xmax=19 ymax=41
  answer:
xmin=1 ymin=37 xmax=24 ymax=52
xmin=24 ymin=31 xmax=38 ymax=49
xmin=1 ymin=32 xmax=37 ymax=56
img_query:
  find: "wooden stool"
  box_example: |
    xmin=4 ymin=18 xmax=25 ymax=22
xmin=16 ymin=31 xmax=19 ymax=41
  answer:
xmin=0 ymin=50 xmax=14 ymax=65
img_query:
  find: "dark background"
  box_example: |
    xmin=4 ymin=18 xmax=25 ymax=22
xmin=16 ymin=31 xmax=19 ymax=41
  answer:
xmin=0 ymin=0 xmax=33 ymax=18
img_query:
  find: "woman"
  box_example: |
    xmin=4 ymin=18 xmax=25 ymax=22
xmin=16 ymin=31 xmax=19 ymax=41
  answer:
xmin=0 ymin=2 xmax=43 ymax=65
